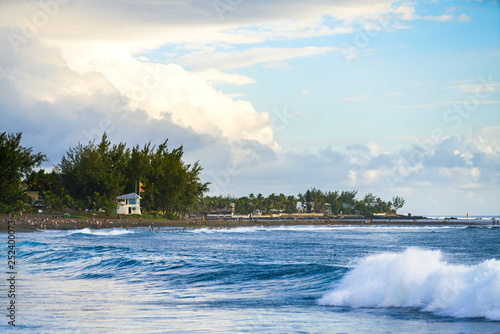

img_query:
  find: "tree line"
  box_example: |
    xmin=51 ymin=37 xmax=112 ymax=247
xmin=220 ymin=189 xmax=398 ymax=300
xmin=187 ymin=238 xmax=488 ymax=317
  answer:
xmin=0 ymin=132 xmax=208 ymax=216
xmin=0 ymin=131 xmax=405 ymax=217
xmin=193 ymin=189 xmax=405 ymax=216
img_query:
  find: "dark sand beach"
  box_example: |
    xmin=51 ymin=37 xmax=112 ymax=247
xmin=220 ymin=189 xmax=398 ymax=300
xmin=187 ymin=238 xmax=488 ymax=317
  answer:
xmin=0 ymin=213 xmax=482 ymax=233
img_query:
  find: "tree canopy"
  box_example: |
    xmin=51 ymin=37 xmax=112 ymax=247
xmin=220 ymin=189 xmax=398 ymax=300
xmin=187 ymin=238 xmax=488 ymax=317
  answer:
xmin=195 ymin=188 xmax=404 ymax=216
xmin=0 ymin=132 xmax=406 ymax=218
xmin=0 ymin=132 xmax=47 ymax=213
xmin=58 ymin=133 xmax=209 ymax=214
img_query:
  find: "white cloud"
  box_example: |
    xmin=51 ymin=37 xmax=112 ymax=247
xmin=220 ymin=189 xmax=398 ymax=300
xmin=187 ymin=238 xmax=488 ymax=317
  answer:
xmin=203 ymin=126 xmax=499 ymax=214
xmin=0 ymin=0 xmax=387 ymax=52
xmin=450 ymin=82 xmax=500 ymax=93
xmin=191 ymin=69 xmax=255 ymax=86
xmin=0 ymin=0 xmax=497 ymax=216
xmin=463 ymin=127 xmax=500 ymax=157
xmin=178 ymin=46 xmax=336 ymax=71
xmin=422 ymin=14 xmax=454 ymax=22
xmin=346 ymin=169 xmax=382 ymax=186
xmin=395 ymin=5 xmax=418 ymax=21
xmin=391 ymin=4 xmax=471 ymax=24
xmin=395 ymin=100 xmax=500 ymax=108
xmin=347 ymin=170 xmax=358 ymax=186
xmin=456 ymin=14 xmax=472 ymax=23
xmin=439 ymin=167 xmax=480 ymax=183
xmin=367 ymin=143 xmax=382 ymax=156
xmin=421 ymin=13 xmax=471 ymax=22
xmin=0 ymin=31 xmax=279 ymax=151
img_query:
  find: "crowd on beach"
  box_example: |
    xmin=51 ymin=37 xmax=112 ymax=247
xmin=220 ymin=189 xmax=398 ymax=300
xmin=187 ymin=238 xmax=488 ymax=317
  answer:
xmin=131 ymin=224 xmax=232 ymax=233
xmin=2 ymin=213 xmax=120 ymax=230
xmin=1 ymin=213 xmax=236 ymax=232
xmin=2 ymin=213 xmax=499 ymax=233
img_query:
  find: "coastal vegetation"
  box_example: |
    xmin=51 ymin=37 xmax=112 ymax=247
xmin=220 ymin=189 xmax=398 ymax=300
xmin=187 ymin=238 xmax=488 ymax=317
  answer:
xmin=193 ymin=190 xmax=405 ymax=216
xmin=58 ymin=133 xmax=209 ymax=216
xmin=1 ymin=132 xmax=208 ymax=216
xmin=0 ymin=132 xmax=47 ymax=213
xmin=1 ymin=131 xmax=405 ymax=217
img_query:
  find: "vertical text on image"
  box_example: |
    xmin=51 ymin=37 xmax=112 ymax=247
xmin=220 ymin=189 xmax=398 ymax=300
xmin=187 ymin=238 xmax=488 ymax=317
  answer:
xmin=6 ymin=220 xmax=17 ymax=326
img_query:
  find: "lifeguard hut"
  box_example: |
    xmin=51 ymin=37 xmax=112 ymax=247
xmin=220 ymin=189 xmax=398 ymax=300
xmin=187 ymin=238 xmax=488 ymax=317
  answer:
xmin=116 ymin=193 xmax=141 ymax=215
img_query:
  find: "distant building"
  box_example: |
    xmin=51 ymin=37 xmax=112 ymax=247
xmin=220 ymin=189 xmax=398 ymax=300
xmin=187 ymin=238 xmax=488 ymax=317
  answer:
xmin=252 ymin=209 xmax=262 ymax=216
xmin=26 ymin=191 xmax=39 ymax=203
xmin=116 ymin=193 xmax=141 ymax=215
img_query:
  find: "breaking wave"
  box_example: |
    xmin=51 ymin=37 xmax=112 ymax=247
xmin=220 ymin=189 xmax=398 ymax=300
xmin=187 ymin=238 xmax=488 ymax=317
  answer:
xmin=318 ymin=248 xmax=500 ymax=320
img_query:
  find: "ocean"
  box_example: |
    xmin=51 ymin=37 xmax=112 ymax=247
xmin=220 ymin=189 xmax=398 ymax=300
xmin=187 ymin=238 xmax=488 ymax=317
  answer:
xmin=2 ymin=223 xmax=500 ymax=333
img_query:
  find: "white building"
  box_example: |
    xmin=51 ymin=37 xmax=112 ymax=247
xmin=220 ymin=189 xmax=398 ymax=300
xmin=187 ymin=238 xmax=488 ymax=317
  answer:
xmin=116 ymin=193 xmax=141 ymax=215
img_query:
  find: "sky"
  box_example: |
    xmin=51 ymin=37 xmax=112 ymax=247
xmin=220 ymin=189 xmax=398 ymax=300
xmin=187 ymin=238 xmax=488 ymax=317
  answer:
xmin=0 ymin=0 xmax=499 ymax=215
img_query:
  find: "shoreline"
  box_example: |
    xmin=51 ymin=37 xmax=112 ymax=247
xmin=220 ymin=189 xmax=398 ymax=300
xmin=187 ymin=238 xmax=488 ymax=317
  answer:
xmin=0 ymin=217 xmax=488 ymax=233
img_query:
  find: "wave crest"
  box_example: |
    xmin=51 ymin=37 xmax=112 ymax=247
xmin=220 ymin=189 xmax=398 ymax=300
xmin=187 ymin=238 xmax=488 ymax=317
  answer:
xmin=318 ymin=247 xmax=500 ymax=320
xmin=67 ymin=228 xmax=134 ymax=236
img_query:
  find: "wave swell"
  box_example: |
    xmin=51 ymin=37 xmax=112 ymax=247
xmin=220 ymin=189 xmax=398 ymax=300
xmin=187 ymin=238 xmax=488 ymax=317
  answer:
xmin=318 ymin=247 xmax=500 ymax=320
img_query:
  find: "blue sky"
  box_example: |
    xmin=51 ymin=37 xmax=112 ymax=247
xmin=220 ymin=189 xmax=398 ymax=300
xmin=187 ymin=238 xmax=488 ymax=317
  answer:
xmin=0 ymin=0 xmax=499 ymax=215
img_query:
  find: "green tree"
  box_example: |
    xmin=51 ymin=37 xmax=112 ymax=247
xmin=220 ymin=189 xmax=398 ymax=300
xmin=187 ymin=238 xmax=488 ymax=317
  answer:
xmin=145 ymin=141 xmax=208 ymax=214
xmin=310 ymin=188 xmax=326 ymax=213
xmin=58 ymin=133 xmax=128 ymax=214
xmin=363 ymin=192 xmax=376 ymax=204
xmin=338 ymin=190 xmax=357 ymax=206
xmin=392 ymin=196 xmax=406 ymax=213
xmin=284 ymin=195 xmax=298 ymax=213
xmin=0 ymin=132 xmax=47 ymax=213
xmin=58 ymin=134 xmax=210 ymax=215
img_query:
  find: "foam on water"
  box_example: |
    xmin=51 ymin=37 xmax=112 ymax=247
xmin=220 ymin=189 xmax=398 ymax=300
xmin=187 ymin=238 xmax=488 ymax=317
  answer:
xmin=318 ymin=247 xmax=500 ymax=320
xmin=66 ymin=227 xmax=134 ymax=235
xmin=192 ymin=225 xmax=468 ymax=234
xmin=191 ymin=226 xmax=265 ymax=233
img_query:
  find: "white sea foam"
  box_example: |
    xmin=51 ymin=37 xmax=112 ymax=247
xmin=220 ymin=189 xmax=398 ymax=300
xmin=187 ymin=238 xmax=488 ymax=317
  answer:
xmin=189 ymin=225 xmax=467 ymax=234
xmin=67 ymin=228 xmax=133 ymax=235
xmin=66 ymin=228 xmax=92 ymax=234
xmin=318 ymin=248 xmax=500 ymax=320
xmin=191 ymin=226 xmax=265 ymax=233
xmin=92 ymin=228 xmax=134 ymax=235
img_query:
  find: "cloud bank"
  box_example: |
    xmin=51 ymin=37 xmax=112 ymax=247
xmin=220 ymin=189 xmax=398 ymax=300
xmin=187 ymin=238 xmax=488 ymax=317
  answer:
xmin=0 ymin=0 xmax=498 ymax=215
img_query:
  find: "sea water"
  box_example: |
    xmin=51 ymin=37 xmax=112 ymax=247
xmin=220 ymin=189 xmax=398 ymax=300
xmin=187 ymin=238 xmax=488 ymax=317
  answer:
xmin=1 ymin=224 xmax=499 ymax=333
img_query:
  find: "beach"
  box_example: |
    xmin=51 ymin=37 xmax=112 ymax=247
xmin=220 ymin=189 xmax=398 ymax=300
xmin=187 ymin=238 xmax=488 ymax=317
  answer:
xmin=0 ymin=213 xmax=487 ymax=233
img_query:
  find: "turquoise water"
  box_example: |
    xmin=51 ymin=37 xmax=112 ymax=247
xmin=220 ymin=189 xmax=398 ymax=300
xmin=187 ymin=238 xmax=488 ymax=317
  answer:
xmin=2 ymin=225 xmax=500 ymax=333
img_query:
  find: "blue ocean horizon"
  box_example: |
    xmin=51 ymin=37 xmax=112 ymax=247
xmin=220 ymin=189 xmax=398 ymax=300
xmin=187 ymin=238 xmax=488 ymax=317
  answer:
xmin=2 ymin=222 xmax=499 ymax=333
